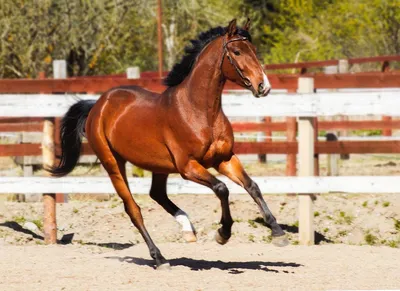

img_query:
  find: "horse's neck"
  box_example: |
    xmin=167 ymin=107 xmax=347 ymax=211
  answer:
xmin=178 ymin=38 xmax=226 ymax=124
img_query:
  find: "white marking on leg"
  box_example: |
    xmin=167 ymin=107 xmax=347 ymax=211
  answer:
xmin=174 ymin=210 xmax=196 ymax=232
xmin=263 ymin=72 xmax=271 ymax=89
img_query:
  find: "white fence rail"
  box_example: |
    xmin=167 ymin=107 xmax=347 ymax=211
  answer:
xmin=1 ymin=90 xmax=400 ymax=117
xmin=1 ymin=176 xmax=400 ymax=194
xmin=1 ymin=78 xmax=399 ymax=245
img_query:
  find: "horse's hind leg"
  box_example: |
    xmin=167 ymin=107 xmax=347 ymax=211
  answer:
xmin=90 ymin=141 xmax=169 ymax=268
xmin=150 ymin=173 xmax=197 ymax=242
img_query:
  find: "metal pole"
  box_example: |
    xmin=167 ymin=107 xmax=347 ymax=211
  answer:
xmin=157 ymin=0 xmax=163 ymax=78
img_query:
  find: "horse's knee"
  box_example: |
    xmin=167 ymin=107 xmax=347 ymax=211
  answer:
xmin=213 ymin=182 xmax=229 ymax=199
xmin=179 ymin=167 xmax=195 ymax=181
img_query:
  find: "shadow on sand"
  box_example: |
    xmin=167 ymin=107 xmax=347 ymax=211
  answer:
xmin=0 ymin=221 xmax=44 ymax=240
xmin=0 ymin=221 xmax=133 ymax=250
xmin=252 ymin=219 xmax=333 ymax=244
xmin=279 ymin=223 xmax=333 ymax=244
xmin=105 ymin=256 xmax=303 ymax=273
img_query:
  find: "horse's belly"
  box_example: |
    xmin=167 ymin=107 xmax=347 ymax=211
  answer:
xmin=107 ymin=109 xmax=177 ymax=173
xmin=116 ymin=140 xmax=177 ymax=173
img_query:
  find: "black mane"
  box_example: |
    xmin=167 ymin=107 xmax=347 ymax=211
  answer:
xmin=164 ymin=26 xmax=252 ymax=87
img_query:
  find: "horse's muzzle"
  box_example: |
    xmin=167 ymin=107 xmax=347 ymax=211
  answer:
xmin=254 ymin=84 xmax=271 ymax=98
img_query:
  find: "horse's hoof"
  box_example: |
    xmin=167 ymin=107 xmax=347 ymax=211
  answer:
xmin=272 ymin=234 xmax=289 ymax=247
xmin=215 ymin=230 xmax=229 ymax=245
xmin=182 ymin=231 xmax=197 ymax=243
xmin=157 ymin=262 xmax=171 ymax=270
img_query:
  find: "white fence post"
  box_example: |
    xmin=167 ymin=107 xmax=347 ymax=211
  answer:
xmin=127 ymin=67 xmax=141 ymax=79
xmin=52 ymin=60 xmax=67 ymax=79
xmin=338 ymin=59 xmax=349 ymax=74
xmin=324 ymin=65 xmax=341 ymax=172
xmin=326 ymin=133 xmax=339 ymax=176
xmin=297 ymin=77 xmax=315 ymax=246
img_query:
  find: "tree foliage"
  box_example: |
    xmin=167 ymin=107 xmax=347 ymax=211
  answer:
xmin=244 ymin=0 xmax=400 ymax=66
xmin=0 ymin=0 xmax=157 ymax=78
xmin=0 ymin=0 xmax=399 ymax=78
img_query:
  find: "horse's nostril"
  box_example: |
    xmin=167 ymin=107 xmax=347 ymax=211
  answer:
xmin=258 ymin=83 xmax=264 ymax=92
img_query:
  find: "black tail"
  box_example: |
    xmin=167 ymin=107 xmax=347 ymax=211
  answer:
xmin=48 ymin=99 xmax=96 ymax=177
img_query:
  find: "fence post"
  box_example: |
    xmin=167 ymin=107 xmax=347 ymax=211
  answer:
xmin=313 ymin=114 xmax=319 ymax=176
xmin=297 ymin=77 xmax=315 ymax=246
xmin=257 ymin=117 xmax=267 ymax=163
xmin=53 ymin=60 xmax=67 ymax=79
xmin=286 ymin=89 xmax=297 ymax=177
xmin=259 ymin=116 xmax=272 ymax=163
xmin=42 ymin=118 xmax=57 ymax=244
xmin=382 ymin=116 xmax=392 ymax=136
xmin=323 ymin=64 xmax=343 ymax=170
xmin=359 ymin=58 xmax=393 ymax=135
xmin=326 ymin=133 xmax=339 ymax=176
xmin=127 ymin=67 xmax=141 ymax=79
xmin=338 ymin=59 xmax=349 ymax=74
xmin=338 ymin=59 xmax=350 ymax=159
xmin=52 ymin=60 xmax=67 ymax=203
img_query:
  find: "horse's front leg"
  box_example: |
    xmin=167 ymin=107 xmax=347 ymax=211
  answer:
xmin=215 ymin=155 xmax=288 ymax=247
xmin=178 ymin=159 xmax=233 ymax=245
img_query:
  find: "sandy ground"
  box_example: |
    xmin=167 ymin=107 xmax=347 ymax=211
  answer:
xmin=1 ymin=193 xmax=400 ymax=291
xmin=2 ymin=193 xmax=400 ymax=246
xmin=0 ymin=243 xmax=399 ymax=291
xmin=1 ymin=154 xmax=400 ymax=290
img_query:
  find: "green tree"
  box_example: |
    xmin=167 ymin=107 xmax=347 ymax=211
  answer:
xmin=162 ymin=0 xmax=242 ymax=69
xmin=0 ymin=0 xmax=158 ymax=78
xmin=1 ymin=0 xmax=398 ymax=78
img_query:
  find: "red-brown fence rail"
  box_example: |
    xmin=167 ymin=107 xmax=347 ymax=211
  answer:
xmin=0 ymin=72 xmax=399 ymax=94
xmin=264 ymin=55 xmax=400 ymax=73
xmin=1 ymin=70 xmax=400 ymax=180
xmin=2 ymin=119 xmax=400 ymax=157
xmin=71 ymin=55 xmax=400 ymax=79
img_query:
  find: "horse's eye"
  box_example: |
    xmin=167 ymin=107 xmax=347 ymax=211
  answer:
xmin=233 ymin=50 xmax=241 ymax=56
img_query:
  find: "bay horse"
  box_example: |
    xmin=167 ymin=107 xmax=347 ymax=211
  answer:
xmin=50 ymin=19 xmax=287 ymax=269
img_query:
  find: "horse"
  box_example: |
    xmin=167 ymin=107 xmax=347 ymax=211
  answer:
xmin=49 ymin=18 xmax=288 ymax=270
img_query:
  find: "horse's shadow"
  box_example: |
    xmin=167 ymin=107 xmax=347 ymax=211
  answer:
xmin=105 ymin=256 xmax=303 ymax=273
xmin=0 ymin=221 xmax=133 ymax=250
xmin=0 ymin=221 xmax=44 ymax=240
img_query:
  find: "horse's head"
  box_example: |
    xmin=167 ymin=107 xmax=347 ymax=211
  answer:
xmin=221 ymin=19 xmax=271 ymax=98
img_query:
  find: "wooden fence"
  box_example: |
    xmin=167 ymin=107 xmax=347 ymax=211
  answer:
xmin=78 ymin=55 xmax=400 ymax=78
xmin=264 ymin=55 xmax=400 ymax=73
xmin=1 ymin=70 xmax=400 ymax=181
xmin=1 ymin=57 xmax=400 ymax=245
xmin=1 ymin=76 xmax=400 ymax=246
xmin=2 ymin=90 xmax=400 ymax=157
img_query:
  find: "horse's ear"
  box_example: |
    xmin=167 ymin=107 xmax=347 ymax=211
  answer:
xmin=243 ymin=18 xmax=251 ymax=31
xmin=227 ymin=19 xmax=237 ymax=36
